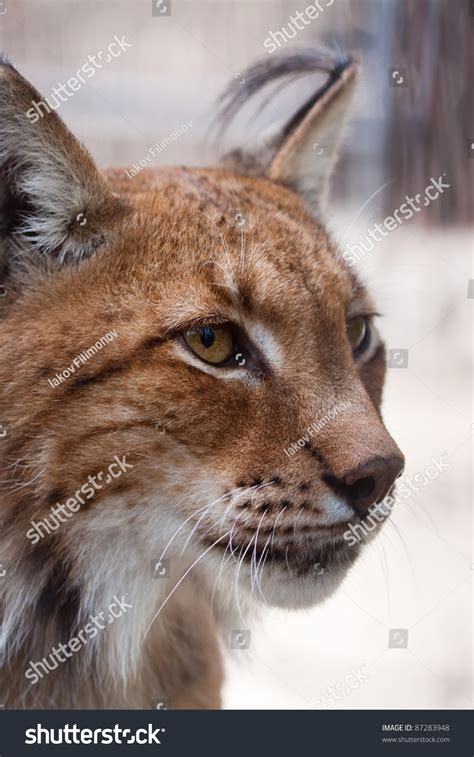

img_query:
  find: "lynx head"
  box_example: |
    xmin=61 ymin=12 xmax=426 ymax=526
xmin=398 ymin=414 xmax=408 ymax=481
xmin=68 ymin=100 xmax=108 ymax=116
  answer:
xmin=0 ymin=48 xmax=403 ymax=669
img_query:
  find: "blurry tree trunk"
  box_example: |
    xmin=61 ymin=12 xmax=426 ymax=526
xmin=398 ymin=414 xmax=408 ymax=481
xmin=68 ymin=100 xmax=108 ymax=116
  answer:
xmin=384 ymin=0 xmax=473 ymax=224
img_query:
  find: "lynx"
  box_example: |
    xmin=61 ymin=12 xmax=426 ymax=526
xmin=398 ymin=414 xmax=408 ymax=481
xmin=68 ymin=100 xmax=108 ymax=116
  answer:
xmin=0 ymin=48 xmax=403 ymax=708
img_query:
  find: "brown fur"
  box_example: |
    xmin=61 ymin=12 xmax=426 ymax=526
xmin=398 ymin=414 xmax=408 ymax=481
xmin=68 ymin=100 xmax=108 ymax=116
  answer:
xmin=0 ymin=49 xmax=403 ymax=708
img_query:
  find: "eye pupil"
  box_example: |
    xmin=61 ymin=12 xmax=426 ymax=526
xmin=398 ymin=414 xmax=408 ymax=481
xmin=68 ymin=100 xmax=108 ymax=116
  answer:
xmin=200 ymin=327 xmax=215 ymax=349
xmin=347 ymin=316 xmax=368 ymax=352
xmin=183 ymin=324 xmax=234 ymax=365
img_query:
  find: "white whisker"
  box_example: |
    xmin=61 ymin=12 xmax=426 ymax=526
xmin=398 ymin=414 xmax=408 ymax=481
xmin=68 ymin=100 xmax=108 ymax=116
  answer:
xmin=141 ymin=528 xmax=232 ymax=646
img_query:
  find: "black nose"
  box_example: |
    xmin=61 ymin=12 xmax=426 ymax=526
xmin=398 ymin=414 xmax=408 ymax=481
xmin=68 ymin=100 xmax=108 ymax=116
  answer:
xmin=326 ymin=455 xmax=405 ymax=517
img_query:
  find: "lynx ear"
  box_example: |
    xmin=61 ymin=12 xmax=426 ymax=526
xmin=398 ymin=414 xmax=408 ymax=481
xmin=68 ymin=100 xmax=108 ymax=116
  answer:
xmin=219 ymin=49 xmax=358 ymax=216
xmin=0 ymin=57 xmax=127 ymax=269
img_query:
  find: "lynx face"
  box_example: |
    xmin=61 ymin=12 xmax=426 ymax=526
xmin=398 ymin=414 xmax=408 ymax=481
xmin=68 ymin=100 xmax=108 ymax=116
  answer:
xmin=105 ymin=168 xmax=402 ymax=611
xmin=0 ymin=49 xmax=403 ymax=706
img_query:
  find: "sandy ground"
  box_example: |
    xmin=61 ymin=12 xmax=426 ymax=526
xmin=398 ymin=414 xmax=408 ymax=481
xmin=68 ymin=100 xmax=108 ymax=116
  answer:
xmin=223 ymin=219 xmax=473 ymax=710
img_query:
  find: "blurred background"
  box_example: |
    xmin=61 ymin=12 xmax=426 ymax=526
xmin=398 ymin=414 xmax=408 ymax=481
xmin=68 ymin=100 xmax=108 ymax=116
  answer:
xmin=1 ymin=0 xmax=472 ymax=710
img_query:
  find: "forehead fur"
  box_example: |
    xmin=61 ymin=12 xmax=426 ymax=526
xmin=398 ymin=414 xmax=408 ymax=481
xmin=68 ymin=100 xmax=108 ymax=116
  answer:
xmin=1 ymin=166 xmax=368 ymax=404
xmin=65 ymin=167 xmax=360 ymax=327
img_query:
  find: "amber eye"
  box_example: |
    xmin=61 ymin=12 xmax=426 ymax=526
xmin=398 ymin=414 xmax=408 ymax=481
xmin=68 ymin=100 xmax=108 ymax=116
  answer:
xmin=347 ymin=316 xmax=368 ymax=352
xmin=183 ymin=325 xmax=234 ymax=365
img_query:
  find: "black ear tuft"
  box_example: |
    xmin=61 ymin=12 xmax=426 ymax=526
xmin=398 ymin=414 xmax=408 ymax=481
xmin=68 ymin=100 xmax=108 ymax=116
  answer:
xmin=217 ymin=47 xmax=353 ymax=134
xmin=217 ymin=47 xmax=358 ymax=217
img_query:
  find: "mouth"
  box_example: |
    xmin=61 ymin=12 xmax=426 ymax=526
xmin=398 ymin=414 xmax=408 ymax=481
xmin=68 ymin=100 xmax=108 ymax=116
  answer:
xmin=199 ymin=522 xmax=360 ymax=578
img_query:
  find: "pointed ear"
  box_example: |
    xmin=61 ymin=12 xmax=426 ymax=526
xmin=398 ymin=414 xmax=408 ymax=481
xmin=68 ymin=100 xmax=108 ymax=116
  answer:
xmin=0 ymin=57 xmax=128 ymax=270
xmin=219 ymin=49 xmax=358 ymax=216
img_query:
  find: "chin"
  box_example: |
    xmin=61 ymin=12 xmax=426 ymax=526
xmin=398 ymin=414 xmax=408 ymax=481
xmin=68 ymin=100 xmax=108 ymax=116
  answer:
xmin=237 ymin=537 xmax=363 ymax=611
xmin=257 ymin=562 xmax=352 ymax=609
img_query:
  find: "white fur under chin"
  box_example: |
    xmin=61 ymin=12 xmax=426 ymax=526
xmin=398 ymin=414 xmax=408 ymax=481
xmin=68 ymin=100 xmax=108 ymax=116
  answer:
xmin=193 ymin=541 xmax=358 ymax=632
xmin=0 ymin=486 xmax=362 ymax=704
xmin=255 ymin=563 xmax=352 ymax=610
